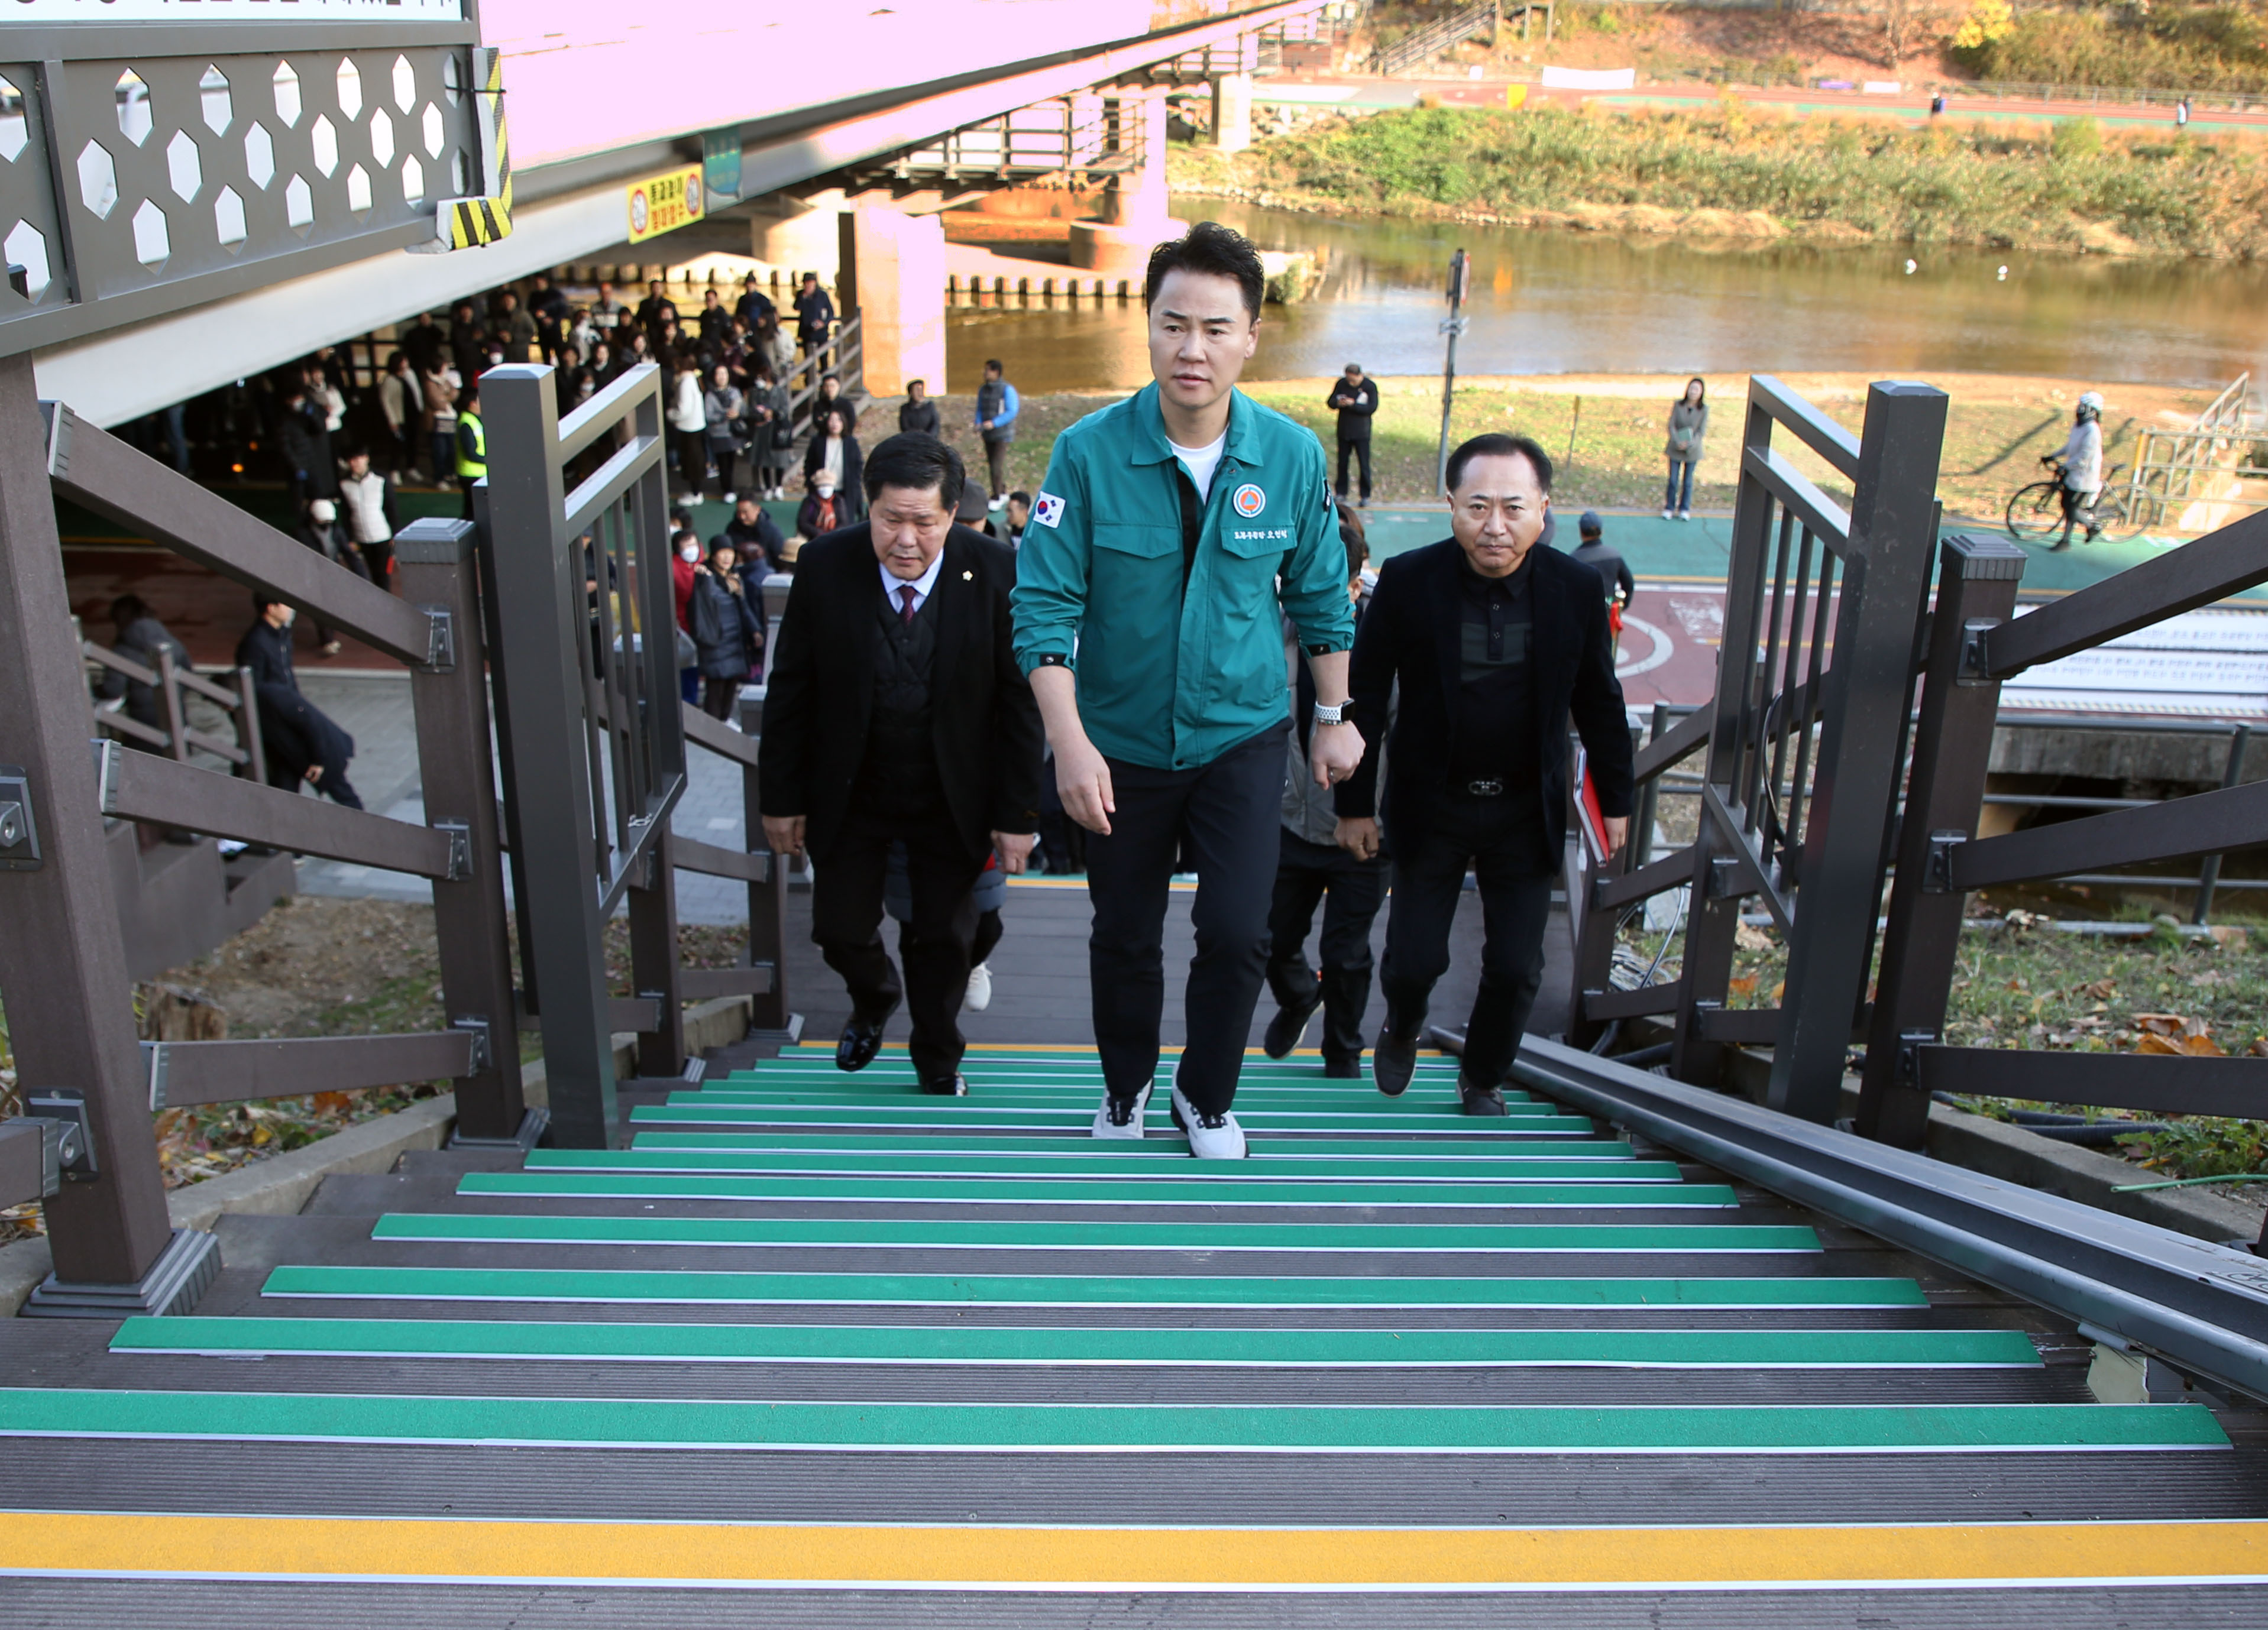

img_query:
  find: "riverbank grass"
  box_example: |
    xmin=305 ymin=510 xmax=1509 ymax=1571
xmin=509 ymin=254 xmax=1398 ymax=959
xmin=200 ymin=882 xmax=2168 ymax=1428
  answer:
xmin=1172 ymin=105 xmax=2268 ymax=258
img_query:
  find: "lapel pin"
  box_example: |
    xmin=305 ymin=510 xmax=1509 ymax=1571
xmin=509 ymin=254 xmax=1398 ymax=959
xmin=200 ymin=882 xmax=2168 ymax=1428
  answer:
xmin=962 ymin=570 xmax=973 ymax=581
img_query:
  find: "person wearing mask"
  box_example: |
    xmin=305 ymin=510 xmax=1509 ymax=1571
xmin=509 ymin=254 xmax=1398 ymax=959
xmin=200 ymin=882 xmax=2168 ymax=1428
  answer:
xmin=1568 ymin=510 xmax=1635 ymax=630
xmin=1664 ymin=376 xmax=1707 ymax=521
xmin=497 ymin=289 xmax=539 ymax=364
xmin=899 ymin=378 xmax=940 ymax=438
xmin=1340 ymin=433 xmax=1633 ymax=1111
xmin=973 ymin=357 xmax=1019 ymax=507
xmin=1325 ymin=361 xmax=1380 ymax=507
xmin=759 ymin=432 xmax=1043 ymax=1094
xmin=796 ymin=473 xmax=842 ymax=542
xmin=747 ymin=362 xmax=792 ymax=500
xmin=237 ymin=595 xmax=364 ymax=808
xmin=1260 ymin=516 xmax=1387 ymax=1077
xmin=704 ymin=362 xmax=746 ymax=501
xmin=736 ymin=273 xmax=777 ymax=329
xmin=668 ymin=352 xmax=710 ymax=502
xmin=803 ymin=404 xmax=865 ymax=524
xmin=454 ymin=383 xmax=486 ymax=519
xmin=2046 ymin=390 xmax=2108 ymax=550
xmin=419 ymin=354 xmax=460 ymax=484
xmin=1012 ymin=221 xmax=1358 ymax=1157
xmin=337 ymin=447 xmax=399 ymax=588
xmin=689 ymin=537 xmax=762 ymax=719
xmin=93 ymin=594 xmax=192 ymax=744
xmin=672 ymin=528 xmax=703 ymax=705
xmin=376 ymin=351 xmax=421 ymax=475
xmin=724 ymin=494 xmax=784 ymax=570
xmin=793 ymin=271 xmax=837 ymax=358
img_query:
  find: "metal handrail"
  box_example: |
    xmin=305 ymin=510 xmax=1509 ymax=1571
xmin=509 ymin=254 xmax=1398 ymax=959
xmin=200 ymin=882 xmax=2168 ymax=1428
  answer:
xmin=1373 ymin=0 xmax=1496 ymax=75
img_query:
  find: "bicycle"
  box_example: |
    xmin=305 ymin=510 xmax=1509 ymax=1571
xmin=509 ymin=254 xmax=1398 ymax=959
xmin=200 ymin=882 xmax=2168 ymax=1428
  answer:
xmin=2005 ymin=458 xmax=2141 ymax=545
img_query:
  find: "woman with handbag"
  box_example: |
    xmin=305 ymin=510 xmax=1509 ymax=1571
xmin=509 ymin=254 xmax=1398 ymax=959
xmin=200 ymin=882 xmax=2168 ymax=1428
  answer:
xmin=689 ymin=537 xmax=761 ymax=720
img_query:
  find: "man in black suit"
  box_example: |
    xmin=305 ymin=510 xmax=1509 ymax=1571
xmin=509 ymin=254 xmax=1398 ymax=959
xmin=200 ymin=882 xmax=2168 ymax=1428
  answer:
xmin=1337 ymin=433 xmax=1633 ymax=1113
xmin=759 ymin=433 xmax=1044 ymax=1094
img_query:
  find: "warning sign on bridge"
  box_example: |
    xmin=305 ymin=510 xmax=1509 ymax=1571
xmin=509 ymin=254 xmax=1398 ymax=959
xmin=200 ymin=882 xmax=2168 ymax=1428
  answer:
xmin=626 ymin=164 xmax=704 ymax=245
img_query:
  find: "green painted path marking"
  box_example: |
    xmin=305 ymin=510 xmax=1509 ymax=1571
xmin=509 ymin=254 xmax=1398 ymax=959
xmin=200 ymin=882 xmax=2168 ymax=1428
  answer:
xmin=263 ymin=1265 xmax=1901 ymax=1307
xmin=523 ymin=1149 xmax=1685 ymax=1184
xmin=370 ymin=1214 xmax=1820 ymax=1253
xmin=0 ymin=1389 xmax=2220 ymax=1452
xmin=456 ymin=1172 xmax=1738 ymax=1208
xmin=117 ymin=1317 xmax=2041 ymax=1369
xmin=629 ymin=1132 xmax=1641 ymax=1161
xmin=630 ymin=1105 xmax=1600 ymax=1136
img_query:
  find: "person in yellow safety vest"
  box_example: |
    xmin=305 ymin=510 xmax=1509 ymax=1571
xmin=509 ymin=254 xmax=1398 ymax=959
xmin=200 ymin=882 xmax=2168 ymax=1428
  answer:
xmin=454 ymin=384 xmax=486 ymax=519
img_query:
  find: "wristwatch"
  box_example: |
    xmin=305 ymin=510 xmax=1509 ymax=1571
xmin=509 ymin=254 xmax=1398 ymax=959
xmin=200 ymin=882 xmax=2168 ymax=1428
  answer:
xmin=1312 ymin=700 xmax=1349 ymax=727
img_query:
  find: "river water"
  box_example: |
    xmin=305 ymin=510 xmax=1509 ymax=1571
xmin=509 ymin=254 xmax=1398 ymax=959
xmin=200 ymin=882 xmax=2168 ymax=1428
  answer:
xmin=944 ymin=197 xmax=2268 ymax=393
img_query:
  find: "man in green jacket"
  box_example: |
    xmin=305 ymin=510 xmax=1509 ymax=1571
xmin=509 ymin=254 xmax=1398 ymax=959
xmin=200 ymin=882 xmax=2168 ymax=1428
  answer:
xmin=1012 ymin=222 xmax=1361 ymax=1159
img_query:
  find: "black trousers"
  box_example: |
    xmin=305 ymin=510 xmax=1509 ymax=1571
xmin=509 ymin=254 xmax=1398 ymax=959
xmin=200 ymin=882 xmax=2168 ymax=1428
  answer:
xmin=1379 ymin=793 xmax=1554 ymax=1090
xmin=811 ymin=802 xmax=985 ymax=1082
xmin=1335 ymin=436 xmax=1372 ymax=501
xmin=1086 ymin=723 xmax=1285 ymax=1117
xmin=984 ymin=438 xmax=1010 ymax=498
xmin=1266 ymin=831 xmax=1388 ymax=1065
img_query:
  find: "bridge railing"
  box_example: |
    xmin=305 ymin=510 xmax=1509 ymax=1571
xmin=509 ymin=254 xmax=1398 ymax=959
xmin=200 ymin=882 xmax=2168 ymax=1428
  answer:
xmin=479 ymin=359 xmax=792 ymax=1151
xmin=1856 ymin=507 xmax=2268 ymax=1148
xmin=1372 ymin=0 xmax=1498 ymax=76
xmin=1564 ymin=376 xmax=1950 ymax=1122
xmin=0 ymin=354 xmax=520 ymax=1313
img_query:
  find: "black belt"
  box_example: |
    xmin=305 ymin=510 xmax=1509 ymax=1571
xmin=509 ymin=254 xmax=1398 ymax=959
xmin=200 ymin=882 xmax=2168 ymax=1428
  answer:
xmin=1452 ymin=778 xmax=1506 ymax=798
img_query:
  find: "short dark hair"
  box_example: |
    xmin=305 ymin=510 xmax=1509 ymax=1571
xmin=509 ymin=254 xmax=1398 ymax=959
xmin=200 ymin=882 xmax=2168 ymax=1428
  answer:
xmin=1340 ymin=521 xmax=1367 ymax=584
xmin=1008 ymin=490 xmax=1031 ymax=508
xmin=1445 ymin=432 xmax=1554 ymax=495
xmin=109 ymin=592 xmax=149 ymax=626
xmin=251 ymin=591 xmax=290 ymax=616
xmin=982 ymin=358 xmax=1002 ymax=375
xmin=1144 ymin=221 xmax=1266 ymax=321
xmin=863 ymin=431 xmax=966 ymax=511
xmin=671 ymin=528 xmax=697 ymax=548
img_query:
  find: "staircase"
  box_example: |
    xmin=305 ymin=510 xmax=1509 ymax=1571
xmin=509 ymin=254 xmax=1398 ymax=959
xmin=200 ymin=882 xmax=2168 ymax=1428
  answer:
xmin=2 ymin=1042 xmax=2255 ymax=1620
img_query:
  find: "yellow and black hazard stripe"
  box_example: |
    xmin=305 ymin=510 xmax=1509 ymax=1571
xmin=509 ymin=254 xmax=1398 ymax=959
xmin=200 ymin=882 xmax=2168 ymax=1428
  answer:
xmin=415 ymin=47 xmax=512 ymax=252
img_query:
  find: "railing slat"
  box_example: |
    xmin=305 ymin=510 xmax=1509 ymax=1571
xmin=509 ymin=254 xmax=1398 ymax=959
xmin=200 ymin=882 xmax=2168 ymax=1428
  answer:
xmin=1919 ymin=1046 xmax=2268 ymax=1120
xmin=145 ymin=1032 xmax=475 ymax=1109
xmin=1944 ymin=777 xmax=2268 ymax=894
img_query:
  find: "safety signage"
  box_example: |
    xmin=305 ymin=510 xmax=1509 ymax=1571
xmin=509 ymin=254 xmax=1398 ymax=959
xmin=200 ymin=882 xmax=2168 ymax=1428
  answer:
xmin=626 ymin=164 xmax=704 ymax=245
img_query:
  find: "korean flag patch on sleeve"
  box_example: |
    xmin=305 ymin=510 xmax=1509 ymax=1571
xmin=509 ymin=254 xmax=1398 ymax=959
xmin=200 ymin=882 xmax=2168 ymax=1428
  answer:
xmin=1033 ymin=491 xmax=1066 ymax=529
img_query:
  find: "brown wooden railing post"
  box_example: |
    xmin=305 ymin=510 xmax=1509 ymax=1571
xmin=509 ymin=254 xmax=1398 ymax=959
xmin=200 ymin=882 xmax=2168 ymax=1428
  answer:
xmin=629 ymin=829 xmax=689 ymax=1077
xmin=396 ymin=517 xmax=530 ymax=1143
xmin=1854 ymin=534 xmax=2026 ymax=1148
xmin=0 ymin=354 xmax=185 ymax=1298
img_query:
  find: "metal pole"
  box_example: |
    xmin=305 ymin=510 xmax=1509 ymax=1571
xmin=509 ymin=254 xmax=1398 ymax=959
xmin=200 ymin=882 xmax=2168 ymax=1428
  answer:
xmin=478 ymin=363 xmax=623 ymax=1149
xmin=1855 ymin=534 xmax=2026 ymax=1149
xmin=1633 ymin=701 xmax=1667 ymax=869
xmin=0 ymin=355 xmax=176 ymax=1286
xmin=1435 ymin=247 xmax=1469 ymax=498
xmin=2191 ymin=723 xmax=2251 ymax=925
xmin=396 ymin=517 xmax=528 ymax=1143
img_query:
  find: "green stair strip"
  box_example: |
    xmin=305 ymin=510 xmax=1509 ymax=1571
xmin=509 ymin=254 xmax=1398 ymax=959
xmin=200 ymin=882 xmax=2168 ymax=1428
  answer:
xmin=263 ymin=1265 xmax=1903 ymax=1307
xmin=630 ymin=1105 xmax=1601 ymax=1136
xmin=0 ymin=1388 xmax=2221 ymax=1452
xmin=679 ymin=1087 xmax=1552 ymax=1111
xmin=627 ymin=1133 xmax=1641 ymax=1161
xmin=700 ymin=1076 xmax=1512 ymax=1099
xmin=454 ymin=1172 xmax=1739 ymax=1208
xmin=534 ymin=1150 xmax=1683 ymax=1184
xmin=116 ymin=1317 xmax=2042 ymax=1369
xmin=369 ymin=1214 xmax=1820 ymax=1253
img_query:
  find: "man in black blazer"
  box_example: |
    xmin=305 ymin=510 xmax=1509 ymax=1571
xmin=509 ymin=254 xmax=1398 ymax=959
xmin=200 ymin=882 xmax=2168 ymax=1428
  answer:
xmin=759 ymin=433 xmax=1044 ymax=1094
xmin=1337 ymin=433 xmax=1633 ymax=1113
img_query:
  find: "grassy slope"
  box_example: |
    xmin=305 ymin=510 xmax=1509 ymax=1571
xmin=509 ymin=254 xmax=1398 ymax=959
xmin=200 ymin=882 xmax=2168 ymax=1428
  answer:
xmin=1172 ymin=106 xmax=2268 ymax=258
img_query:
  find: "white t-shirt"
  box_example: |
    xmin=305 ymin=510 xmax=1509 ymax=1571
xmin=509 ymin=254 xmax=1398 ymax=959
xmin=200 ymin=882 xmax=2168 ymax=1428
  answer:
xmin=1167 ymin=429 xmax=1228 ymax=502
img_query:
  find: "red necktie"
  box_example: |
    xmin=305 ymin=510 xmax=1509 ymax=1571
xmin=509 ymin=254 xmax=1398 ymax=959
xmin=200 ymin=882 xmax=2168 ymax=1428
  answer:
xmin=898 ymin=584 xmax=918 ymax=626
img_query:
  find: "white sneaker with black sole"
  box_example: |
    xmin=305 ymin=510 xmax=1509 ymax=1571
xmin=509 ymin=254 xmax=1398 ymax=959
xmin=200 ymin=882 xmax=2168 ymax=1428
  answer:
xmin=1091 ymin=1081 xmax=1151 ymax=1140
xmin=1170 ymin=1080 xmax=1247 ymax=1160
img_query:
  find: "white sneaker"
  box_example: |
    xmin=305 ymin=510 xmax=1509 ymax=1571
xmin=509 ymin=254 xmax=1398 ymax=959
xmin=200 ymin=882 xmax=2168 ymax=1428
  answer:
xmin=1661 ymin=507 xmax=1673 ymax=520
xmin=1676 ymin=508 xmax=1692 ymax=522
xmin=963 ymin=961 xmax=993 ymax=1013
xmin=1091 ymin=1081 xmax=1151 ymax=1140
xmin=721 ymin=491 xmax=736 ymax=506
xmin=1170 ymin=1083 xmax=1247 ymax=1159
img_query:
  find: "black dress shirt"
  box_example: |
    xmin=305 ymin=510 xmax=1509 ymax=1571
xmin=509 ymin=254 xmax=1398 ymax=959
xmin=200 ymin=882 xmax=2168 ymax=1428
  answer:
xmin=1446 ymin=550 xmax=1536 ymax=791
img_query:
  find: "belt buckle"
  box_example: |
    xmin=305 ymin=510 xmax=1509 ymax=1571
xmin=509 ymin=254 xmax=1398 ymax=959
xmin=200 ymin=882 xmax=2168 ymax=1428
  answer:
xmin=1466 ymin=779 xmax=1504 ymax=798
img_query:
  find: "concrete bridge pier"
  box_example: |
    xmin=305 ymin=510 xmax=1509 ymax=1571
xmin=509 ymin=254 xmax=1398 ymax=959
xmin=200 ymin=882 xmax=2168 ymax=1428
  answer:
xmin=1070 ymin=90 xmax=1185 ymax=276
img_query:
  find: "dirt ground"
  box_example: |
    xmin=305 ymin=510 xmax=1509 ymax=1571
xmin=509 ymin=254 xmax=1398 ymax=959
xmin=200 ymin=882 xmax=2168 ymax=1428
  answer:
xmin=1413 ymin=4 xmax=1962 ymax=85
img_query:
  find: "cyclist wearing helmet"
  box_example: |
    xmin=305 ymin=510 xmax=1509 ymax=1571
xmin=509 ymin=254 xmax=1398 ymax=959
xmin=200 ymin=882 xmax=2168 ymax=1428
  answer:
xmin=2043 ymin=391 xmax=2105 ymax=550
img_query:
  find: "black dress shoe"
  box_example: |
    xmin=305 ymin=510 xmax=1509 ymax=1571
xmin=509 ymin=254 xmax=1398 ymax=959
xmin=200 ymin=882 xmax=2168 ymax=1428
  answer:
xmin=1459 ymin=1080 xmax=1508 ymax=1117
xmin=836 ymin=1001 xmax=898 ymax=1072
xmin=922 ymin=1072 xmax=968 ymax=1096
xmin=1372 ymin=1025 xmax=1419 ymax=1097
xmin=1321 ymin=1056 xmax=1361 ymax=1080
xmin=1263 ymin=982 xmax=1323 ymax=1059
